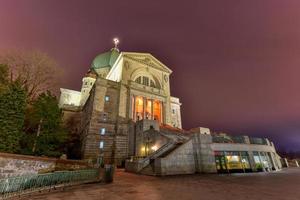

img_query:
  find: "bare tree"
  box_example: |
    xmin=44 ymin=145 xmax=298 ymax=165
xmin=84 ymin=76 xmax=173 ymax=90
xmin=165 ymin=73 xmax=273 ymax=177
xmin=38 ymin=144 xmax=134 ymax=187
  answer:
xmin=0 ymin=49 xmax=63 ymax=101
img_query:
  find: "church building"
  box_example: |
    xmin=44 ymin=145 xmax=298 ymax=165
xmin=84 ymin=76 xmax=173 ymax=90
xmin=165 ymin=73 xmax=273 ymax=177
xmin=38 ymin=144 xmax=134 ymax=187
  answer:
xmin=59 ymin=39 xmax=182 ymax=165
xmin=60 ymin=39 xmax=282 ymax=175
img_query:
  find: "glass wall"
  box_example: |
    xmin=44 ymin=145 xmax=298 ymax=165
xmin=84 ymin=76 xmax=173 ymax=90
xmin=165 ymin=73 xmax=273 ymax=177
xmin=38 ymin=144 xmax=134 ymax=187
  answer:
xmin=253 ymin=151 xmax=274 ymax=172
xmin=215 ymin=151 xmax=251 ymax=173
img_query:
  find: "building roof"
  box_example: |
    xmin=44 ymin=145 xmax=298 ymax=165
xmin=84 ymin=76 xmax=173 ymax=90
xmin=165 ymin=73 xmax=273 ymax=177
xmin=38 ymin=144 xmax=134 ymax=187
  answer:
xmin=90 ymin=48 xmax=120 ymax=69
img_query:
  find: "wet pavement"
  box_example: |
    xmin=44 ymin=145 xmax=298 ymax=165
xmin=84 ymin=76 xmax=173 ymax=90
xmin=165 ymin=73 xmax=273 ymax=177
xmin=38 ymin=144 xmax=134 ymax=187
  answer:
xmin=21 ymin=168 xmax=300 ymax=200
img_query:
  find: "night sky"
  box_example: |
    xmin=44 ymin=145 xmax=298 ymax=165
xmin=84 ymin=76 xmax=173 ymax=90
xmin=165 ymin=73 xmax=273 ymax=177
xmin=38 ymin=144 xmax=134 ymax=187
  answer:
xmin=1 ymin=0 xmax=299 ymax=151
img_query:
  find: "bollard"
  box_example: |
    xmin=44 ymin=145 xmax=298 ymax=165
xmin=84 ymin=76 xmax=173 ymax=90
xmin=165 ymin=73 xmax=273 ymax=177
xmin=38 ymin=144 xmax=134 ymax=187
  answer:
xmin=103 ymin=164 xmax=114 ymax=183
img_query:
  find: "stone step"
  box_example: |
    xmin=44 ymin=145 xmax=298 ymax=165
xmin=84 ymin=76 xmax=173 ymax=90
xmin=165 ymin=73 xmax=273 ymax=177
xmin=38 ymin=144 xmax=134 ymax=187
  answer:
xmin=140 ymin=164 xmax=154 ymax=176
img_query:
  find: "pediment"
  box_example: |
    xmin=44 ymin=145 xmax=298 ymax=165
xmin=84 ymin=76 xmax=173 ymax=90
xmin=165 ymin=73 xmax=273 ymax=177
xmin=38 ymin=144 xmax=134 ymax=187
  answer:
xmin=122 ymin=52 xmax=172 ymax=74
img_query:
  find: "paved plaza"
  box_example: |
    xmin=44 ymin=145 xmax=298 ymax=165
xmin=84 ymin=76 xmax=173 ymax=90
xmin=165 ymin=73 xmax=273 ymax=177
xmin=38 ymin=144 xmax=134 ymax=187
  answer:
xmin=22 ymin=168 xmax=300 ymax=200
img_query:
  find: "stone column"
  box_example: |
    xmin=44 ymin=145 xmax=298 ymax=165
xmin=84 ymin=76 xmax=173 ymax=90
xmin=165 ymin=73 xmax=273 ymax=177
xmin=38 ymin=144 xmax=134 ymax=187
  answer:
xmin=161 ymin=101 xmax=164 ymax=124
xmin=296 ymin=160 xmax=299 ymax=167
xmin=284 ymin=158 xmax=289 ymax=168
xmin=151 ymin=99 xmax=154 ymax=120
xmin=132 ymin=95 xmax=136 ymax=121
xmin=192 ymin=133 xmax=217 ymax=173
xmin=143 ymin=97 xmax=146 ymax=120
xmin=243 ymin=136 xmax=250 ymax=144
xmin=268 ymin=152 xmax=277 ymax=170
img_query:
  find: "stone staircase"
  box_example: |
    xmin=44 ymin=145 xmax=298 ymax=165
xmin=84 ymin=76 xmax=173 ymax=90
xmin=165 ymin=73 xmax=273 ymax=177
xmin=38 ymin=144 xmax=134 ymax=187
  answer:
xmin=137 ymin=140 xmax=186 ymax=175
xmin=140 ymin=163 xmax=155 ymax=175
xmin=137 ymin=141 xmax=177 ymax=172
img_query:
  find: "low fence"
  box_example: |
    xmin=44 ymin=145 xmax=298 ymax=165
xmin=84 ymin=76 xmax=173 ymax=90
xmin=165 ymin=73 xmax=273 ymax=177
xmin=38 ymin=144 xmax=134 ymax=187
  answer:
xmin=0 ymin=169 xmax=100 ymax=199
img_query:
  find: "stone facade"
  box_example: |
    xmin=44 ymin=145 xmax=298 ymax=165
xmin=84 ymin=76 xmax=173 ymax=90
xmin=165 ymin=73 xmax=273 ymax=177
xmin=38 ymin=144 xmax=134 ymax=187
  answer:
xmin=59 ymin=45 xmax=282 ymax=175
xmin=125 ymin=120 xmax=282 ymax=175
xmin=60 ymin=48 xmax=182 ymax=165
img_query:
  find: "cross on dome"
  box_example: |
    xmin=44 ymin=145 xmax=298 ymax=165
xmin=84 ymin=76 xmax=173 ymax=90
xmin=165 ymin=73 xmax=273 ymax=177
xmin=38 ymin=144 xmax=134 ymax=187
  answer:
xmin=113 ymin=38 xmax=120 ymax=50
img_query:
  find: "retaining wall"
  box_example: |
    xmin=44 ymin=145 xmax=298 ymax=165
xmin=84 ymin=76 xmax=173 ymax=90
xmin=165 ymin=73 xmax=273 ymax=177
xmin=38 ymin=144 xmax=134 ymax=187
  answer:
xmin=0 ymin=152 xmax=91 ymax=179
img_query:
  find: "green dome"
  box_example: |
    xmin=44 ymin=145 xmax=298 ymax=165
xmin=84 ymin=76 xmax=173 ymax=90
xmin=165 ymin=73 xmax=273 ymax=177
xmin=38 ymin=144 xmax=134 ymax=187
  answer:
xmin=90 ymin=48 xmax=120 ymax=69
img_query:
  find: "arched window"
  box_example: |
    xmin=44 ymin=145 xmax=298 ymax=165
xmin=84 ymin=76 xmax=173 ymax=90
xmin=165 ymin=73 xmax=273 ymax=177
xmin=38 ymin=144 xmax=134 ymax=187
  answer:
xmin=135 ymin=76 xmax=156 ymax=88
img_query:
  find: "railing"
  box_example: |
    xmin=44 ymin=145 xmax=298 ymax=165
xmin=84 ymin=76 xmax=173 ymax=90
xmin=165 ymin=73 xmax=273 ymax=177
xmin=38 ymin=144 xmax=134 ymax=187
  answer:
xmin=0 ymin=169 xmax=100 ymax=199
xmin=249 ymin=137 xmax=268 ymax=145
xmin=137 ymin=141 xmax=177 ymax=172
xmin=212 ymin=135 xmax=246 ymax=144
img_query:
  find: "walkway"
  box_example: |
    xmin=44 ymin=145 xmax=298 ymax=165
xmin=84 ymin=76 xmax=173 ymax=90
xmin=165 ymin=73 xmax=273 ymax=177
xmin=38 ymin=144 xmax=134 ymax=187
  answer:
xmin=21 ymin=168 xmax=300 ymax=200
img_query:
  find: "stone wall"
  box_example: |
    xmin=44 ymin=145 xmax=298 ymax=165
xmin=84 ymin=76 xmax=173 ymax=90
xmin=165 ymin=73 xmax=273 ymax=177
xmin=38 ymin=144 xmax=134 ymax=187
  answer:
xmin=0 ymin=152 xmax=91 ymax=179
xmin=156 ymin=140 xmax=196 ymax=175
xmin=80 ymin=78 xmax=130 ymax=166
xmin=192 ymin=133 xmax=217 ymax=173
xmin=152 ymin=133 xmax=217 ymax=175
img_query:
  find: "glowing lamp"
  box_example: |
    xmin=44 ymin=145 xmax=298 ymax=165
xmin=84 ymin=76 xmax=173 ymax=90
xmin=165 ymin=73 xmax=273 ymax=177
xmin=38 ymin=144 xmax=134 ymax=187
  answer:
xmin=151 ymin=145 xmax=158 ymax=151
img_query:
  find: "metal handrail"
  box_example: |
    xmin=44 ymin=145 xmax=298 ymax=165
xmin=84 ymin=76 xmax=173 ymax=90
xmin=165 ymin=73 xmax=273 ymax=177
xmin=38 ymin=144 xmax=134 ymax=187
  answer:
xmin=137 ymin=141 xmax=177 ymax=172
xmin=0 ymin=169 xmax=100 ymax=199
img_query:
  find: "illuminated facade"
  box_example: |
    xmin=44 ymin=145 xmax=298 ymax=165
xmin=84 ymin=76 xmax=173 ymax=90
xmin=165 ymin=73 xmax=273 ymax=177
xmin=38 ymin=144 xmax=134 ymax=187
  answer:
xmin=59 ymin=43 xmax=182 ymax=165
xmin=59 ymin=41 xmax=282 ymax=174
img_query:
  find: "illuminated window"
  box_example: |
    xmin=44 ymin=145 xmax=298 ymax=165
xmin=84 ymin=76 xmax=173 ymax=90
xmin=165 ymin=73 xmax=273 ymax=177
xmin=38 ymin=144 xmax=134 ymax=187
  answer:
xmin=102 ymin=113 xmax=108 ymax=121
xmin=100 ymin=128 xmax=105 ymax=135
xmin=145 ymin=99 xmax=152 ymax=119
xmin=99 ymin=141 xmax=104 ymax=149
xmin=105 ymin=96 xmax=110 ymax=102
xmin=135 ymin=96 xmax=144 ymax=120
xmin=153 ymin=100 xmax=162 ymax=123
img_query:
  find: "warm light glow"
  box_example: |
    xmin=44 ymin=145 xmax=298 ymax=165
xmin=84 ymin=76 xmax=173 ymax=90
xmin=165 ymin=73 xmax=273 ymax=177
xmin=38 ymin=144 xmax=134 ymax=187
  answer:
xmin=135 ymin=96 xmax=144 ymax=120
xmin=151 ymin=145 xmax=158 ymax=151
xmin=153 ymin=100 xmax=162 ymax=123
xmin=132 ymin=96 xmax=163 ymax=123
xmin=145 ymin=99 xmax=152 ymax=119
xmin=226 ymin=155 xmax=239 ymax=162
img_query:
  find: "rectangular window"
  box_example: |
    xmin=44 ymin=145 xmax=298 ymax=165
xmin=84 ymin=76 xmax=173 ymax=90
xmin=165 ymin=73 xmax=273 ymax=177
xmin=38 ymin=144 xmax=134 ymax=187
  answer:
xmin=135 ymin=96 xmax=144 ymax=121
xmin=153 ymin=100 xmax=162 ymax=123
xmin=102 ymin=113 xmax=108 ymax=121
xmin=99 ymin=141 xmax=104 ymax=149
xmin=100 ymin=128 xmax=105 ymax=135
xmin=145 ymin=99 xmax=152 ymax=119
xmin=105 ymin=96 xmax=110 ymax=102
